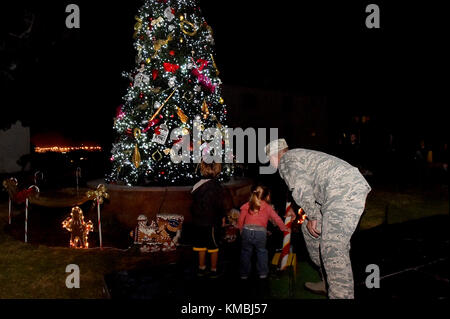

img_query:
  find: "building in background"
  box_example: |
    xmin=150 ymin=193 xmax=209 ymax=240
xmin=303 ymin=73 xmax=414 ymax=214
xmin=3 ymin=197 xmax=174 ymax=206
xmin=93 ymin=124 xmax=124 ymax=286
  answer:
xmin=0 ymin=121 xmax=30 ymax=173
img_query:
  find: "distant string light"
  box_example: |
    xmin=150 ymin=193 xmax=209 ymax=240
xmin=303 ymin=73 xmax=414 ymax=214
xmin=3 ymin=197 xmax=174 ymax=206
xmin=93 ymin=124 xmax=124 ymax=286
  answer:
xmin=34 ymin=146 xmax=102 ymax=153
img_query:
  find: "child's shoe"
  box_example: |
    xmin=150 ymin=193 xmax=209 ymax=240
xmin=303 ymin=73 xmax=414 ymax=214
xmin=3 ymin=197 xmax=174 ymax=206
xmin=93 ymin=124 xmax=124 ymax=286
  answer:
xmin=197 ymin=267 xmax=207 ymax=277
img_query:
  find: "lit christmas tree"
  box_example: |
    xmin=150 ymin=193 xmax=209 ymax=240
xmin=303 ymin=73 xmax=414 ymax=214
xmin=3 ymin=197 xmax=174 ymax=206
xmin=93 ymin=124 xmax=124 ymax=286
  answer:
xmin=108 ymin=0 xmax=233 ymax=186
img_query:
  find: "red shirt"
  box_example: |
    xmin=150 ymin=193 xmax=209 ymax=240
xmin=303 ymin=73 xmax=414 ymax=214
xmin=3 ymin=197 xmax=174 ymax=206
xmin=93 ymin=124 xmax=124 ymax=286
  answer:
xmin=238 ymin=201 xmax=288 ymax=232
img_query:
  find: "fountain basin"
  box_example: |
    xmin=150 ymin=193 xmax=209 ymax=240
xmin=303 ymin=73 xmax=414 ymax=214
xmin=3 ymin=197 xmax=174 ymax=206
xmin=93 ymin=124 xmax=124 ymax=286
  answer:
xmin=87 ymin=177 xmax=253 ymax=228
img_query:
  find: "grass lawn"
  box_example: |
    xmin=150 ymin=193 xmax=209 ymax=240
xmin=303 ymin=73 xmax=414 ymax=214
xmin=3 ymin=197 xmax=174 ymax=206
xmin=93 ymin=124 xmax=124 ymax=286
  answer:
xmin=0 ymin=185 xmax=447 ymax=299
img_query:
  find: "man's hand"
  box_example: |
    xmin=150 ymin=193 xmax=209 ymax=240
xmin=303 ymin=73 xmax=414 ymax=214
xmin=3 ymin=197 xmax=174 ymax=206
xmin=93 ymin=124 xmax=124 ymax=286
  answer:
xmin=306 ymin=219 xmax=321 ymax=238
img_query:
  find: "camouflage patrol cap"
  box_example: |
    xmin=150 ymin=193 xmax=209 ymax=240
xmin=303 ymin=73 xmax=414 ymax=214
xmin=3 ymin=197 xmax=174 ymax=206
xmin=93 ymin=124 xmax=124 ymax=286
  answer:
xmin=265 ymin=138 xmax=288 ymax=157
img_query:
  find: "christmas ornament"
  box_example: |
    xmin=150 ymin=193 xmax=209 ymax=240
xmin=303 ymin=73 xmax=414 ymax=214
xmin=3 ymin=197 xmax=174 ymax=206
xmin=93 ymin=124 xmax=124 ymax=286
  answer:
xmin=149 ymin=88 xmax=177 ymax=121
xmin=133 ymin=128 xmax=142 ymax=168
xmin=116 ymin=105 xmax=126 ymax=119
xmin=168 ymin=76 xmax=177 ymax=87
xmin=201 ymin=100 xmax=210 ymax=119
xmin=134 ymin=72 xmax=150 ymax=88
xmin=183 ymin=91 xmax=194 ymax=101
xmin=152 ymin=69 xmax=159 ymax=80
xmin=133 ymin=16 xmax=143 ymax=38
xmin=150 ymin=86 xmax=161 ymax=93
xmin=62 ymin=207 xmax=93 ymax=249
xmin=152 ymin=150 xmax=163 ymax=161
xmin=163 ymin=63 xmax=180 ymax=73
xmin=137 ymin=102 xmax=149 ymax=110
xmin=152 ymin=34 xmax=173 ymax=58
xmin=192 ymin=67 xmax=216 ymax=93
xmin=196 ymin=58 xmax=208 ymax=71
xmin=176 ymin=107 xmax=188 ymax=124
xmin=164 ymin=6 xmax=175 ymax=21
xmin=152 ymin=123 xmax=169 ymax=144
xmin=163 ymin=148 xmax=171 ymax=155
xmin=180 ymin=20 xmax=197 ymax=36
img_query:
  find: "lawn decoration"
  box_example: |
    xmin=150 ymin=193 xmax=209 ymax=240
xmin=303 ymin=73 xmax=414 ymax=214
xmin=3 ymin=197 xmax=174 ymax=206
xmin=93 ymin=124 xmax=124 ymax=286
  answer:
xmin=2 ymin=177 xmax=18 ymax=225
xmin=2 ymin=178 xmax=40 ymax=242
xmin=62 ymin=206 xmax=94 ymax=249
xmin=86 ymin=184 xmax=109 ymax=249
xmin=130 ymin=213 xmax=184 ymax=253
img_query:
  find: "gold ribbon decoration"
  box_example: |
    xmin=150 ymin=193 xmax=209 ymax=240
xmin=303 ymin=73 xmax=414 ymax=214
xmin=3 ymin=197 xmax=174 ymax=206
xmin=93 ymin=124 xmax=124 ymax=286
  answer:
xmin=152 ymin=34 xmax=173 ymax=58
xmin=211 ymin=114 xmax=223 ymax=130
xmin=180 ymin=20 xmax=198 ymax=36
xmin=210 ymin=54 xmax=220 ymax=76
xmin=133 ymin=16 xmax=143 ymax=39
xmin=133 ymin=128 xmax=142 ymax=168
xmin=149 ymin=88 xmax=177 ymax=121
xmin=86 ymin=184 xmax=110 ymax=205
xmin=137 ymin=102 xmax=149 ymax=110
xmin=151 ymin=16 xmax=164 ymax=27
xmin=201 ymin=99 xmax=210 ymax=119
xmin=176 ymin=107 xmax=188 ymax=124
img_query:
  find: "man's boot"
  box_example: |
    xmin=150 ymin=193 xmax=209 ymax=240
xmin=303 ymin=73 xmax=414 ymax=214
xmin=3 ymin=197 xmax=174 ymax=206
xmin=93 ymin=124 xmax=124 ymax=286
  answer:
xmin=304 ymin=281 xmax=327 ymax=296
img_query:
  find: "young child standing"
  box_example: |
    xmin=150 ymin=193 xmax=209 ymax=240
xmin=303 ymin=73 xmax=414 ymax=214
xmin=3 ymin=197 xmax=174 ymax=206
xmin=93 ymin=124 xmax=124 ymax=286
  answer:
xmin=238 ymin=185 xmax=289 ymax=279
xmin=191 ymin=161 xmax=226 ymax=278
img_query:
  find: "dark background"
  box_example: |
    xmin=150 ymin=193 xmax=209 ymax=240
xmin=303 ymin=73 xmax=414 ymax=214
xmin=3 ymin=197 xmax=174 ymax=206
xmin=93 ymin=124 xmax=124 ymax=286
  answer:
xmin=0 ymin=0 xmax=447 ymax=172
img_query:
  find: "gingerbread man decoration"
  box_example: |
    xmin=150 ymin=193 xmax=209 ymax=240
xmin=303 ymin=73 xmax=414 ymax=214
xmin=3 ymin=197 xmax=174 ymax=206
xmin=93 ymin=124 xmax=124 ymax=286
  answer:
xmin=62 ymin=206 xmax=94 ymax=248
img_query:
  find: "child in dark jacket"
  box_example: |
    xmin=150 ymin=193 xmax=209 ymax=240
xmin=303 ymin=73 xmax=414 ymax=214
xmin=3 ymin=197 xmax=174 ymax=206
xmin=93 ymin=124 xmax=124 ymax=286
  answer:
xmin=191 ymin=161 xmax=226 ymax=277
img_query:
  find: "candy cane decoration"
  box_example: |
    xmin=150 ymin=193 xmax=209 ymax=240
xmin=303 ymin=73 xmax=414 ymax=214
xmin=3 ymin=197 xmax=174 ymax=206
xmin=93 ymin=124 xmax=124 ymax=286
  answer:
xmin=280 ymin=202 xmax=293 ymax=271
xmin=8 ymin=196 xmax=12 ymax=225
xmin=34 ymin=171 xmax=43 ymax=185
xmin=87 ymin=184 xmax=109 ymax=249
xmin=97 ymin=194 xmax=103 ymax=249
xmin=24 ymin=185 xmax=40 ymax=243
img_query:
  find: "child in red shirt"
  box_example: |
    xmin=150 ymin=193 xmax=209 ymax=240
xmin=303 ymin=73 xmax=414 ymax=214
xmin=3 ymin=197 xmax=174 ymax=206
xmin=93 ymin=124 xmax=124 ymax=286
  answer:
xmin=239 ymin=185 xmax=289 ymax=279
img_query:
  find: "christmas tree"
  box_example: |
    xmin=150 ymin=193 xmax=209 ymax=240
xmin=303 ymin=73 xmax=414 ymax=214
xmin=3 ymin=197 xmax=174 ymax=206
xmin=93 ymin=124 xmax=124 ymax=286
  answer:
xmin=108 ymin=0 xmax=233 ymax=186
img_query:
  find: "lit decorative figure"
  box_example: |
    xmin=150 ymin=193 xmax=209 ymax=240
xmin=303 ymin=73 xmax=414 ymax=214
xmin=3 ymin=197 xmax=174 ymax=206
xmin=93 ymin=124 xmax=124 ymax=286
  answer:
xmin=62 ymin=206 xmax=93 ymax=249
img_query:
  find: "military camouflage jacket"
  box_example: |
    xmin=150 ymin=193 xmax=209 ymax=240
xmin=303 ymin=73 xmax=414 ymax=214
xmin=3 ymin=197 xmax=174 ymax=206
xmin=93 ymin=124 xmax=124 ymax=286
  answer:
xmin=279 ymin=149 xmax=371 ymax=220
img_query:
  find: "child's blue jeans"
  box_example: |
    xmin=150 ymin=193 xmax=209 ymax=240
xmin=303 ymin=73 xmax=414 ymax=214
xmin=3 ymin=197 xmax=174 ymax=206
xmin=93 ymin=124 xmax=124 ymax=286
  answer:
xmin=240 ymin=225 xmax=268 ymax=278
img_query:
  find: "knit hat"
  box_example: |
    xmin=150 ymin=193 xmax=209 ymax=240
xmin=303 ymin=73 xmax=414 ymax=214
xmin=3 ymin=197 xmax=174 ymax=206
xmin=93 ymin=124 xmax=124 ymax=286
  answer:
xmin=265 ymin=138 xmax=288 ymax=157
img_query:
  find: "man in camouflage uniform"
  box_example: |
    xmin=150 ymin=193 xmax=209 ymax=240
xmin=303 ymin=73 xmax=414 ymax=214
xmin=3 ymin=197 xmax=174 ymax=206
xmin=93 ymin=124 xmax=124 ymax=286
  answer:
xmin=265 ymin=139 xmax=371 ymax=299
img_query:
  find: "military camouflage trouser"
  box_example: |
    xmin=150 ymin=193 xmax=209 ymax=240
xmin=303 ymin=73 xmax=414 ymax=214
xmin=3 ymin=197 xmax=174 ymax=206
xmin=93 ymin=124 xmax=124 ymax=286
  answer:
xmin=301 ymin=183 xmax=370 ymax=299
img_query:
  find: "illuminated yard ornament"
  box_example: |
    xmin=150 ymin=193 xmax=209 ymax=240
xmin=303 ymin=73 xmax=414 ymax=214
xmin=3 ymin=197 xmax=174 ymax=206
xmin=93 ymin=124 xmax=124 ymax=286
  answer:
xmin=86 ymin=184 xmax=110 ymax=249
xmin=62 ymin=206 xmax=94 ymax=249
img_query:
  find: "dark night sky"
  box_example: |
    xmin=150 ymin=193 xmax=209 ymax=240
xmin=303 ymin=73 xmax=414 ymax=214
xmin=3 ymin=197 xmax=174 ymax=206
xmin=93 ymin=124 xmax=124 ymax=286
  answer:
xmin=0 ymin=0 xmax=446 ymax=147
